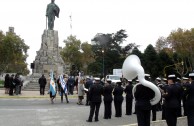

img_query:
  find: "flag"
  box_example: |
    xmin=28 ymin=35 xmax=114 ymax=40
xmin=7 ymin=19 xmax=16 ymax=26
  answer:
xmin=60 ymin=75 xmax=67 ymax=94
xmin=50 ymin=71 xmax=56 ymax=96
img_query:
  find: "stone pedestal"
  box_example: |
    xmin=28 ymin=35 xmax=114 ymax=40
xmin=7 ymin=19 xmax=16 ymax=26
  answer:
xmin=33 ymin=30 xmax=64 ymax=77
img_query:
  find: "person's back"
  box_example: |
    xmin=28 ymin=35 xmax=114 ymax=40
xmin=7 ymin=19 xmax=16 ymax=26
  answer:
xmin=89 ymin=83 xmax=103 ymax=102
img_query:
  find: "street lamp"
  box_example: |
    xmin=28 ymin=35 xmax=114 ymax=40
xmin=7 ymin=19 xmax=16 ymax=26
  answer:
xmin=102 ymin=49 xmax=105 ymax=80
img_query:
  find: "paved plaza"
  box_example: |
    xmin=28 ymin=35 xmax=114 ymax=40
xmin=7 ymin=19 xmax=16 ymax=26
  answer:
xmin=0 ymin=90 xmax=186 ymax=126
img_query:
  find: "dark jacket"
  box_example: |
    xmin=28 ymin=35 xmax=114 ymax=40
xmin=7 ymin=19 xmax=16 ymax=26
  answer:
xmin=134 ymin=84 xmax=155 ymax=110
xmin=89 ymin=83 xmax=103 ymax=102
xmin=185 ymin=81 xmax=194 ymax=108
xmin=103 ymin=84 xmax=113 ymax=102
xmin=39 ymin=76 xmax=47 ymax=87
xmin=124 ymin=84 xmax=133 ymax=99
xmin=67 ymin=77 xmax=75 ymax=87
xmin=4 ymin=74 xmax=10 ymax=88
xmin=113 ymin=85 xmax=124 ymax=102
xmin=163 ymin=83 xmax=182 ymax=109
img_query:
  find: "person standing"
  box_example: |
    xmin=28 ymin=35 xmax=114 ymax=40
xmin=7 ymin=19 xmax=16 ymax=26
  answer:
xmin=163 ymin=74 xmax=182 ymax=126
xmin=85 ymin=77 xmax=93 ymax=106
xmin=182 ymin=77 xmax=189 ymax=116
xmin=67 ymin=76 xmax=75 ymax=95
xmin=86 ymin=78 xmax=103 ymax=122
xmin=46 ymin=0 xmax=60 ymax=30
xmin=134 ymin=75 xmax=155 ymax=126
xmin=77 ymin=79 xmax=85 ymax=105
xmin=59 ymin=74 xmax=69 ymax=103
xmin=124 ymin=80 xmax=133 ymax=115
xmin=113 ymin=81 xmax=124 ymax=117
xmin=14 ymin=74 xmax=21 ymax=95
xmin=39 ymin=74 xmax=47 ymax=95
xmin=9 ymin=74 xmax=15 ymax=96
xmin=103 ymin=79 xmax=113 ymax=119
xmin=185 ymin=73 xmax=194 ymax=126
xmin=4 ymin=74 xmax=10 ymax=94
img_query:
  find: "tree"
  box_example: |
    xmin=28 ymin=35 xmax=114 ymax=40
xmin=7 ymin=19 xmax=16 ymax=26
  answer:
xmin=143 ymin=44 xmax=159 ymax=79
xmin=61 ymin=35 xmax=94 ymax=75
xmin=90 ymin=29 xmax=129 ymax=76
xmin=0 ymin=31 xmax=29 ymax=75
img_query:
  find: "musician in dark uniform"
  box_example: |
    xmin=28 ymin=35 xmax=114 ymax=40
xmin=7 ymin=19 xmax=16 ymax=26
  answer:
xmin=85 ymin=77 xmax=93 ymax=106
xmin=124 ymin=79 xmax=133 ymax=115
xmin=161 ymin=78 xmax=168 ymax=120
xmin=182 ymin=77 xmax=189 ymax=116
xmin=103 ymin=79 xmax=113 ymax=119
xmin=86 ymin=78 xmax=103 ymax=122
xmin=185 ymin=73 xmax=194 ymax=126
xmin=134 ymin=75 xmax=155 ymax=126
xmin=113 ymin=81 xmax=124 ymax=117
xmin=162 ymin=74 xmax=182 ymax=126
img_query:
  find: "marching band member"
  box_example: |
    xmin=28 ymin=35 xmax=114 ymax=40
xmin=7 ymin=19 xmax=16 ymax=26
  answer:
xmin=113 ymin=81 xmax=124 ymax=117
xmin=103 ymin=79 xmax=113 ymax=119
xmin=124 ymin=79 xmax=133 ymax=115
xmin=185 ymin=73 xmax=194 ymax=126
xmin=162 ymin=74 xmax=182 ymax=126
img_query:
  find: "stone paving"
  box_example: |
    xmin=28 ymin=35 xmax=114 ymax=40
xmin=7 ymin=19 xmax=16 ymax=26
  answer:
xmin=0 ymin=89 xmax=187 ymax=126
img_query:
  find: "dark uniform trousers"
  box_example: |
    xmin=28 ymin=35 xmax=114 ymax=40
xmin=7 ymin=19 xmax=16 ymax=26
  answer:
xmin=40 ymin=86 xmax=45 ymax=95
xmin=88 ymin=102 xmax=101 ymax=121
xmin=126 ymin=97 xmax=133 ymax=115
xmin=136 ymin=105 xmax=151 ymax=126
xmin=151 ymin=105 xmax=156 ymax=121
xmin=165 ymin=108 xmax=178 ymax=126
xmin=187 ymin=109 xmax=194 ymax=126
xmin=114 ymin=100 xmax=123 ymax=117
xmin=61 ymin=89 xmax=69 ymax=103
xmin=104 ymin=101 xmax=112 ymax=119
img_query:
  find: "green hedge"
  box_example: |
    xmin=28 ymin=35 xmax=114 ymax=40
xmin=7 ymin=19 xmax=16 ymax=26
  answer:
xmin=0 ymin=80 xmax=4 ymax=88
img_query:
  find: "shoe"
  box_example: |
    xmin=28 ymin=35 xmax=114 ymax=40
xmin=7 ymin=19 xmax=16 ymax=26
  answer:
xmin=86 ymin=120 xmax=92 ymax=122
xmin=95 ymin=119 xmax=99 ymax=122
xmin=67 ymin=101 xmax=69 ymax=103
xmin=103 ymin=117 xmax=108 ymax=119
xmin=108 ymin=117 xmax=111 ymax=119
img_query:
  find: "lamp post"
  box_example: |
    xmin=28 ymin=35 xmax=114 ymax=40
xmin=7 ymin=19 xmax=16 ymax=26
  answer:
xmin=102 ymin=49 xmax=105 ymax=80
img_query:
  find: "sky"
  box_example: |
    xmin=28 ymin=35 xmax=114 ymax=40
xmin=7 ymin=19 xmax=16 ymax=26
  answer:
xmin=1 ymin=0 xmax=194 ymax=73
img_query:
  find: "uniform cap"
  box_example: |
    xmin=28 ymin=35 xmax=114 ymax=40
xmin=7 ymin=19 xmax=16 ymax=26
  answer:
xmin=167 ymin=74 xmax=176 ymax=79
xmin=189 ymin=73 xmax=194 ymax=77
xmin=156 ymin=77 xmax=161 ymax=81
xmin=128 ymin=80 xmax=132 ymax=82
xmin=182 ymin=77 xmax=189 ymax=80
xmin=145 ymin=74 xmax=150 ymax=77
xmin=94 ymin=77 xmax=100 ymax=81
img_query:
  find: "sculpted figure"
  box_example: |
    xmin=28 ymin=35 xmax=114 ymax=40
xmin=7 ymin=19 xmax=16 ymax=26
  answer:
xmin=46 ymin=0 xmax=60 ymax=30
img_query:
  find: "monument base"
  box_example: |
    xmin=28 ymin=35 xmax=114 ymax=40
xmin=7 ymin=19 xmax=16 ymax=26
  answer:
xmin=33 ymin=30 xmax=64 ymax=77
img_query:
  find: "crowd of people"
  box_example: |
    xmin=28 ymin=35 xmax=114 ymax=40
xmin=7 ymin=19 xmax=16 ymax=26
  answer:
xmin=3 ymin=73 xmax=23 ymax=96
xmin=50 ymin=72 xmax=194 ymax=126
xmin=3 ymin=71 xmax=194 ymax=126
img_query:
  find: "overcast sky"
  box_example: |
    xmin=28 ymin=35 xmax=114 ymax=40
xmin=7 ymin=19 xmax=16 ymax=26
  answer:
xmin=1 ymin=0 xmax=194 ymax=73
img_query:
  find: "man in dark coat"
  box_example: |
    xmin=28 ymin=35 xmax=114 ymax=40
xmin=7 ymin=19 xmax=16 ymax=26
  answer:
xmin=163 ymin=74 xmax=182 ymax=126
xmin=67 ymin=76 xmax=75 ymax=95
xmin=134 ymin=74 xmax=155 ymax=126
xmin=185 ymin=73 xmax=194 ymax=126
xmin=103 ymin=79 xmax=113 ymax=119
xmin=113 ymin=81 xmax=124 ymax=117
xmin=86 ymin=77 xmax=103 ymax=122
xmin=85 ymin=77 xmax=93 ymax=106
xmin=9 ymin=74 xmax=15 ymax=96
xmin=14 ymin=74 xmax=21 ymax=95
xmin=39 ymin=74 xmax=47 ymax=95
xmin=124 ymin=79 xmax=133 ymax=115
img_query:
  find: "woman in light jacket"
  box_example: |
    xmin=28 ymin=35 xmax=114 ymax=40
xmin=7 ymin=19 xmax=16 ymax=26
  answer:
xmin=77 ymin=79 xmax=85 ymax=105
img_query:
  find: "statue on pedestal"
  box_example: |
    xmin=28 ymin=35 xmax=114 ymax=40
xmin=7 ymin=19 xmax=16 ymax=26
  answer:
xmin=46 ymin=0 xmax=60 ymax=30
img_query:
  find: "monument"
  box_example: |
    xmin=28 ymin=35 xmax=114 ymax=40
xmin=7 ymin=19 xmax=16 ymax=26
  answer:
xmin=32 ymin=0 xmax=64 ymax=77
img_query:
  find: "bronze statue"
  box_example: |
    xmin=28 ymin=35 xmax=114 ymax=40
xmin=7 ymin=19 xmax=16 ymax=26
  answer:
xmin=46 ymin=0 xmax=60 ymax=30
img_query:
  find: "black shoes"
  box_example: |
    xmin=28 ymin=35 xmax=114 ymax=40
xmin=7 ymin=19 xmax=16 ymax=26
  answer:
xmin=86 ymin=120 xmax=92 ymax=122
xmin=95 ymin=119 xmax=99 ymax=122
